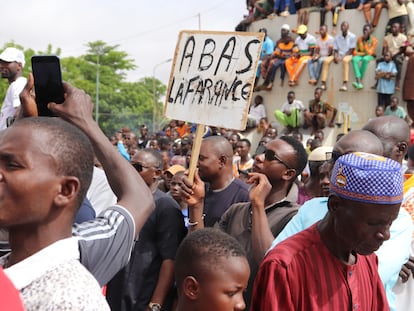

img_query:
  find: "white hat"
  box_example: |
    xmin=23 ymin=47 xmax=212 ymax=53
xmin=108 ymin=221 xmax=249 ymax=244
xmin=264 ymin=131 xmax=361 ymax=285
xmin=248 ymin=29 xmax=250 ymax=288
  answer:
xmin=281 ymin=24 xmax=290 ymax=31
xmin=0 ymin=47 xmax=25 ymax=67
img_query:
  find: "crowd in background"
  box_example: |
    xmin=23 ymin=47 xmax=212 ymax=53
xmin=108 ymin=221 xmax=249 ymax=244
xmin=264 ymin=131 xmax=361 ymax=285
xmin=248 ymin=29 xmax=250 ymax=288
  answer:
xmin=2 ymin=3 xmax=414 ymax=310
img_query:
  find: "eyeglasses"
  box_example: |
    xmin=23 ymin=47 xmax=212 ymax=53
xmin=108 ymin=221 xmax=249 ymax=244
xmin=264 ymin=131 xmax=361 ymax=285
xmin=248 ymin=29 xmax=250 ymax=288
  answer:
xmin=132 ymin=162 xmax=155 ymax=172
xmin=264 ymin=149 xmax=293 ymax=169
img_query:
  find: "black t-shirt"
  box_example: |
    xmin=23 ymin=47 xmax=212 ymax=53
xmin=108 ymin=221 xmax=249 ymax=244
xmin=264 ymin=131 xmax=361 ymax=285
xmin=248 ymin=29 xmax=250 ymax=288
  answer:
xmin=106 ymin=190 xmax=187 ymax=311
xmin=203 ymin=178 xmax=250 ymax=227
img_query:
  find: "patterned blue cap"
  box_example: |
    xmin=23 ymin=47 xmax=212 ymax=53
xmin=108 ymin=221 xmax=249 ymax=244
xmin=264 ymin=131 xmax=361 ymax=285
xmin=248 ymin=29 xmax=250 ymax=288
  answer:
xmin=330 ymin=152 xmax=403 ymax=204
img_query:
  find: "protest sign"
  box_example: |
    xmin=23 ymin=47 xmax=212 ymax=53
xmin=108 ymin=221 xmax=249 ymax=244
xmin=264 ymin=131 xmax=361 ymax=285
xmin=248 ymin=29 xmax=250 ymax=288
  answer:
xmin=165 ymin=30 xmax=264 ymax=130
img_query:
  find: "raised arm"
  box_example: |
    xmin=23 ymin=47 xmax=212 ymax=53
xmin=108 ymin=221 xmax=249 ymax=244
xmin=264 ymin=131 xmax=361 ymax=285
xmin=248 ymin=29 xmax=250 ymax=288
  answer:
xmin=248 ymin=172 xmax=274 ymax=264
xmin=181 ymin=169 xmax=206 ymax=232
xmin=48 ymin=83 xmax=154 ymax=237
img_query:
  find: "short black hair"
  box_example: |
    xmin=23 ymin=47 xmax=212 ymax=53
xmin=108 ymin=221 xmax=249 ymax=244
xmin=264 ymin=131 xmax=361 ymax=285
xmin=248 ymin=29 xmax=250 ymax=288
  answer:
xmin=279 ymin=135 xmax=308 ymax=176
xmin=175 ymin=228 xmax=246 ymax=287
xmin=13 ymin=117 xmax=94 ymax=207
xmin=238 ymin=138 xmax=251 ymax=148
xmin=140 ymin=148 xmax=164 ymax=170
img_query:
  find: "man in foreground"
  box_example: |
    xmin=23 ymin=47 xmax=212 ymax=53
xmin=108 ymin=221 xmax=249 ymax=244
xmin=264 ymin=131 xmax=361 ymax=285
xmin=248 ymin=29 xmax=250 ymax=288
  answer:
xmin=252 ymin=152 xmax=403 ymax=310
xmin=1 ymin=81 xmax=154 ymax=309
xmin=16 ymin=73 xmax=155 ymax=288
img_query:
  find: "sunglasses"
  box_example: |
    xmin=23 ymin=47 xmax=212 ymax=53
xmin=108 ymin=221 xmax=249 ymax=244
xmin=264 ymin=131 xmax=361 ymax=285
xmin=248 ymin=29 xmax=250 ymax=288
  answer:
xmin=264 ymin=149 xmax=293 ymax=169
xmin=132 ymin=162 xmax=155 ymax=172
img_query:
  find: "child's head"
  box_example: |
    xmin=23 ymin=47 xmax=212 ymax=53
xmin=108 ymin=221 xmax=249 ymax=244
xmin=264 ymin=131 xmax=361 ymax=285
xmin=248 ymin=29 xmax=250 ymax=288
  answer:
xmin=291 ymin=130 xmax=303 ymax=142
xmin=375 ymin=105 xmax=384 ymax=117
xmin=384 ymin=50 xmax=392 ymax=62
xmin=287 ymin=91 xmax=295 ymax=104
xmin=175 ymin=228 xmax=250 ymax=311
xmin=310 ymin=137 xmax=322 ymax=151
xmin=314 ymin=129 xmax=324 ymax=142
xmin=390 ymin=96 xmax=399 ymax=109
xmin=254 ymin=95 xmax=263 ymax=106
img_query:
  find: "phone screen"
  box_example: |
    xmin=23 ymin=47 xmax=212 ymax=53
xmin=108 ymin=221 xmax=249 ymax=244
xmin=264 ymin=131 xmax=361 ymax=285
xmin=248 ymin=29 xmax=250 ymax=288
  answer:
xmin=31 ymin=55 xmax=64 ymax=116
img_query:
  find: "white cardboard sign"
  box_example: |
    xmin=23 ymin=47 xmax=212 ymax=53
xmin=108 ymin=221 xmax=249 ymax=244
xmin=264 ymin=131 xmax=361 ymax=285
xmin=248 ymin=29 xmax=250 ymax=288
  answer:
xmin=165 ymin=30 xmax=264 ymax=130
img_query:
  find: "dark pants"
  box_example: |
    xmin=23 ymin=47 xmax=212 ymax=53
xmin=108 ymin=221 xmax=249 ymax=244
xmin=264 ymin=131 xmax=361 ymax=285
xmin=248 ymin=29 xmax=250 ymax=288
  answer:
xmin=378 ymin=93 xmax=392 ymax=108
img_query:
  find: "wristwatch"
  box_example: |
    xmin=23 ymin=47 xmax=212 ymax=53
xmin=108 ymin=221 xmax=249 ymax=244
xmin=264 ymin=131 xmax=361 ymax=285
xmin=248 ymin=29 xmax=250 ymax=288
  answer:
xmin=148 ymin=302 xmax=162 ymax=311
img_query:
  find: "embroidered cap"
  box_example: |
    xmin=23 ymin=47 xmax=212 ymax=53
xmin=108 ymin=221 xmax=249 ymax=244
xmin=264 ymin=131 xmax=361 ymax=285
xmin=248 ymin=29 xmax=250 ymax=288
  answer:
xmin=330 ymin=152 xmax=403 ymax=204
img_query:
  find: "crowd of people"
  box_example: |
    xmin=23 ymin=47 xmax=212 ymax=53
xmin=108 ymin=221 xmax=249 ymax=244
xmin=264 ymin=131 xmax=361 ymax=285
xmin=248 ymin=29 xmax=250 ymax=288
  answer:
xmin=0 ymin=9 xmax=414 ymax=311
xmin=243 ymin=1 xmax=414 ymax=130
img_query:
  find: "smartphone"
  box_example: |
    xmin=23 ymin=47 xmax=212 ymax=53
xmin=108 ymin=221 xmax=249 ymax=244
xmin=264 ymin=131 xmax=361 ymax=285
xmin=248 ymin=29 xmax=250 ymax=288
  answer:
xmin=31 ymin=55 xmax=65 ymax=116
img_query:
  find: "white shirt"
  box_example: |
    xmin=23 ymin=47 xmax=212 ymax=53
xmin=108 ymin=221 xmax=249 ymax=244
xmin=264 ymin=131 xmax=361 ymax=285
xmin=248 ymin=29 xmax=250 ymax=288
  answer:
xmin=248 ymin=103 xmax=266 ymax=122
xmin=87 ymin=166 xmax=117 ymax=215
xmin=316 ymin=35 xmax=335 ymax=56
xmin=280 ymin=99 xmax=305 ymax=113
xmin=0 ymin=76 xmax=27 ymax=130
xmin=334 ymin=32 xmax=357 ymax=57
xmin=295 ymin=34 xmax=316 ymax=53
xmin=1 ymin=237 xmax=109 ymax=310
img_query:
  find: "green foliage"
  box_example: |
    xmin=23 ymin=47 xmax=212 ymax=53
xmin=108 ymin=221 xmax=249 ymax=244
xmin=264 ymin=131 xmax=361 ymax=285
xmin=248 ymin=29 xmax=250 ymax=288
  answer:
xmin=0 ymin=41 xmax=167 ymax=136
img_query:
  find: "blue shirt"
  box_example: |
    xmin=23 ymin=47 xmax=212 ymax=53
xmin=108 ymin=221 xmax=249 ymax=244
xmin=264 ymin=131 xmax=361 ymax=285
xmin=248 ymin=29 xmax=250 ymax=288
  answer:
xmin=269 ymin=197 xmax=413 ymax=311
xmin=376 ymin=61 xmax=398 ymax=95
xmin=261 ymin=36 xmax=275 ymax=59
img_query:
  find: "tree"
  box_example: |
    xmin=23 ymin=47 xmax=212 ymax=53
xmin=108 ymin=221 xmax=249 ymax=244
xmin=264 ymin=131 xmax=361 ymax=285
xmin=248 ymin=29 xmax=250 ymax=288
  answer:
xmin=0 ymin=41 xmax=166 ymax=135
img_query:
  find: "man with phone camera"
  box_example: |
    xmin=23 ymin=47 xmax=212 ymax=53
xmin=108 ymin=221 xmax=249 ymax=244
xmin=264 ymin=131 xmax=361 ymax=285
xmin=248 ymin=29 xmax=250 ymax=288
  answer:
xmin=0 ymin=47 xmax=26 ymax=130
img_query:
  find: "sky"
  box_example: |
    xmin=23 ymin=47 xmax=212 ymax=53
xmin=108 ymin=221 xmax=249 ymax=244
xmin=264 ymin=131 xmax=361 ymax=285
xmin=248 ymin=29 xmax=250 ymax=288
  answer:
xmin=2 ymin=0 xmax=247 ymax=85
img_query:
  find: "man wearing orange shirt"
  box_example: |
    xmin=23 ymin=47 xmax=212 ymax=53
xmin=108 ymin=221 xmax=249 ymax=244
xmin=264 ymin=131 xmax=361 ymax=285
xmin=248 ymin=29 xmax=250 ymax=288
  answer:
xmin=352 ymin=24 xmax=378 ymax=90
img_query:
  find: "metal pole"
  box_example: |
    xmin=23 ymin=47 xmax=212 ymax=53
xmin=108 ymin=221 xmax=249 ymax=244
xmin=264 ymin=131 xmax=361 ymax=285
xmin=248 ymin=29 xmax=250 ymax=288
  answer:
xmin=152 ymin=58 xmax=172 ymax=133
xmin=152 ymin=67 xmax=156 ymax=134
xmin=95 ymin=53 xmax=100 ymax=124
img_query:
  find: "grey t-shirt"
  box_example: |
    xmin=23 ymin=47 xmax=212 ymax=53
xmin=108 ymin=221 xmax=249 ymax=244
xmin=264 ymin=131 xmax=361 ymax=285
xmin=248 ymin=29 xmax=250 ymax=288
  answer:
xmin=73 ymin=205 xmax=135 ymax=286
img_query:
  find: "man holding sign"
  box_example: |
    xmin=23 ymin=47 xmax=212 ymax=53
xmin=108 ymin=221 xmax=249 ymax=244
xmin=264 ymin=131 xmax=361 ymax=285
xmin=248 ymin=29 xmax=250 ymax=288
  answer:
xmin=165 ymin=30 xmax=264 ymax=132
xmin=164 ymin=30 xmax=264 ymax=228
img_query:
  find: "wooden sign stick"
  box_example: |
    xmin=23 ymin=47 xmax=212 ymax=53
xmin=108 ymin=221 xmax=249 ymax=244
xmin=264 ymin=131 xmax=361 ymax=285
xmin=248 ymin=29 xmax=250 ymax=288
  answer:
xmin=188 ymin=124 xmax=205 ymax=184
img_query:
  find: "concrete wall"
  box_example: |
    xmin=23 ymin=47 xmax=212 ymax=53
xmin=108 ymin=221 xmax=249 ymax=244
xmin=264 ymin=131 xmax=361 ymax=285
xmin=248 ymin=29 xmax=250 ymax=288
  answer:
xmin=248 ymin=9 xmax=408 ymax=136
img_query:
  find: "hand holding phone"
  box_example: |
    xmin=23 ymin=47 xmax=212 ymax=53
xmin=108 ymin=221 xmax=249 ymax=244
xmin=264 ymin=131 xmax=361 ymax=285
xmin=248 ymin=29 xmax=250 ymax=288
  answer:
xmin=31 ymin=55 xmax=64 ymax=116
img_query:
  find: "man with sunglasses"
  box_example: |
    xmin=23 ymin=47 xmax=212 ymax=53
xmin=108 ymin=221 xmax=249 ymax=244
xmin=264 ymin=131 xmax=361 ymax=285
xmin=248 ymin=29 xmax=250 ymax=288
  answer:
xmin=182 ymin=136 xmax=308 ymax=309
xmin=267 ymin=128 xmax=413 ymax=311
xmin=106 ymin=148 xmax=186 ymax=311
xmin=252 ymin=152 xmax=404 ymax=310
